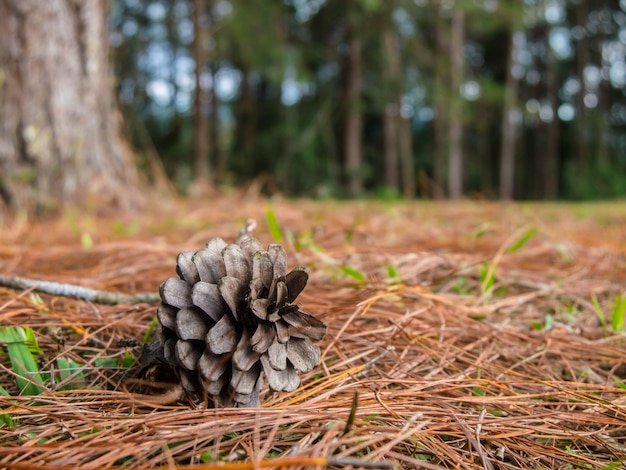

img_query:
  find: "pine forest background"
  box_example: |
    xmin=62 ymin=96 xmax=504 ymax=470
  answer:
xmin=110 ymin=0 xmax=626 ymax=201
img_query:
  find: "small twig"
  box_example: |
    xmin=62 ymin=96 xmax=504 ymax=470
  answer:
xmin=0 ymin=275 xmax=160 ymax=305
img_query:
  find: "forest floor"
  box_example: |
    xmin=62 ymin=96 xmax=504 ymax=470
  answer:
xmin=1 ymin=196 xmax=626 ymax=469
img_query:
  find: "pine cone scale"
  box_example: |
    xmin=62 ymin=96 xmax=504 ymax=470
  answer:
xmin=191 ymin=282 xmax=226 ymax=322
xmin=207 ymin=313 xmax=238 ymax=354
xmin=176 ymin=307 xmax=210 ymax=340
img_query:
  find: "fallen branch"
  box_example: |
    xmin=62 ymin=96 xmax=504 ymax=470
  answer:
xmin=0 ymin=275 xmax=160 ymax=305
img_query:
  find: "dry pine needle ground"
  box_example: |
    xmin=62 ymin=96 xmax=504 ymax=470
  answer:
xmin=0 ymin=197 xmax=625 ymax=469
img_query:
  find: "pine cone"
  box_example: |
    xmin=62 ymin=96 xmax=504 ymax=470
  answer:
xmin=154 ymin=234 xmax=326 ymax=407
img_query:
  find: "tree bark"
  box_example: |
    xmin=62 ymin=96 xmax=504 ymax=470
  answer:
xmin=382 ymin=30 xmax=399 ymax=193
xmin=397 ymin=102 xmax=415 ymax=198
xmin=576 ymin=1 xmax=589 ymax=169
xmin=382 ymin=103 xmax=399 ymax=192
xmin=447 ymin=9 xmax=465 ymax=200
xmin=191 ymin=0 xmax=211 ymax=190
xmin=432 ymin=12 xmax=448 ymax=199
xmin=343 ymin=15 xmax=363 ymax=197
xmin=210 ymin=63 xmax=222 ymax=184
xmin=499 ymin=30 xmax=522 ymax=200
xmin=0 ymin=0 xmax=140 ymax=213
xmin=382 ymin=27 xmax=415 ymax=198
xmin=544 ymin=26 xmax=560 ymax=199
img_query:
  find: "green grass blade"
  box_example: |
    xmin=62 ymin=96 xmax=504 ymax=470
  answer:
xmin=0 ymin=385 xmax=15 ymax=428
xmin=81 ymin=232 xmax=94 ymax=250
xmin=479 ymin=262 xmax=495 ymax=295
xmin=597 ymin=461 xmax=624 ymax=470
xmin=143 ymin=315 xmax=158 ymax=344
xmin=507 ymin=227 xmax=538 ymax=253
xmin=340 ymin=266 xmax=366 ymax=284
xmin=591 ymin=294 xmax=607 ymax=330
xmin=387 ymin=263 xmax=401 ymax=284
xmin=121 ymin=350 xmax=135 ymax=369
xmin=0 ymin=327 xmax=46 ymax=395
xmin=266 ymin=205 xmax=283 ymax=243
xmin=56 ymin=358 xmax=87 ymax=390
xmin=611 ymin=294 xmax=625 ymax=332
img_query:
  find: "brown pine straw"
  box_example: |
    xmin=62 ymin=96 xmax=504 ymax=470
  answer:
xmin=1 ymin=198 xmax=626 ymax=468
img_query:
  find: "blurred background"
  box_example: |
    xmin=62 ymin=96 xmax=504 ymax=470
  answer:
xmin=1 ymin=0 xmax=626 ymax=213
xmin=109 ymin=0 xmax=626 ymax=200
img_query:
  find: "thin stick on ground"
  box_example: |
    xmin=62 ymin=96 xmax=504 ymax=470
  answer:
xmin=0 ymin=274 xmax=160 ymax=304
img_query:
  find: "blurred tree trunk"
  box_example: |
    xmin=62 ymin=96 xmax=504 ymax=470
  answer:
xmin=499 ymin=30 xmax=521 ymax=200
xmin=447 ymin=9 xmax=465 ymax=199
xmin=544 ymin=26 xmax=559 ymax=199
xmin=432 ymin=12 xmax=448 ymax=199
xmin=382 ymin=104 xmax=399 ymax=193
xmin=210 ymin=63 xmax=222 ymax=184
xmin=382 ymin=31 xmax=399 ymax=194
xmin=397 ymin=102 xmax=415 ymax=198
xmin=382 ymin=26 xmax=415 ymax=198
xmin=191 ymin=0 xmax=211 ymax=191
xmin=343 ymin=12 xmax=363 ymax=197
xmin=576 ymin=1 xmax=589 ymax=169
xmin=235 ymin=69 xmax=258 ymax=175
xmin=0 ymin=0 xmax=139 ymax=213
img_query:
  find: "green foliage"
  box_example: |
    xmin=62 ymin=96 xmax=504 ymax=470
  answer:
xmin=507 ymin=227 xmax=537 ymax=253
xmin=113 ymin=220 xmax=140 ymax=237
xmin=479 ymin=261 xmax=496 ymax=298
xmin=143 ymin=315 xmax=158 ymax=344
xmin=530 ymin=313 xmax=554 ymax=331
xmin=596 ymin=461 xmax=624 ymax=470
xmin=592 ymin=293 xmax=626 ymax=334
xmin=0 ymin=385 xmax=15 ymax=428
xmin=265 ymin=204 xmax=283 ymax=243
xmin=339 ymin=266 xmax=367 ymax=285
xmin=109 ymin=0 xmax=626 ymax=200
xmin=56 ymin=357 xmax=87 ymax=390
xmin=610 ymin=294 xmax=626 ymax=333
xmin=0 ymin=327 xmax=46 ymax=395
xmin=387 ymin=263 xmax=401 ymax=285
xmin=564 ymin=161 xmax=626 ymax=200
xmin=81 ymin=233 xmax=94 ymax=250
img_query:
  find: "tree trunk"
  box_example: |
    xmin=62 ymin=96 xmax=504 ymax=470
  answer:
xmin=576 ymin=1 xmax=589 ymax=169
xmin=191 ymin=0 xmax=211 ymax=190
xmin=397 ymin=102 xmax=415 ymax=198
xmin=499 ymin=30 xmax=522 ymax=200
xmin=544 ymin=26 xmax=559 ymax=199
xmin=210 ymin=63 xmax=222 ymax=184
xmin=432 ymin=11 xmax=448 ymax=199
xmin=382 ymin=30 xmax=399 ymax=193
xmin=343 ymin=16 xmax=363 ymax=197
xmin=447 ymin=9 xmax=465 ymax=199
xmin=382 ymin=27 xmax=415 ymax=198
xmin=0 ymin=0 xmax=139 ymax=213
xmin=382 ymin=103 xmax=399 ymax=192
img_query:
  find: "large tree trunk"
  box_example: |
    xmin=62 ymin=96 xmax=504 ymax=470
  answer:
xmin=0 ymin=0 xmax=139 ymax=213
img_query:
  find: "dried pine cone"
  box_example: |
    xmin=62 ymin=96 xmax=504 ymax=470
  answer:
xmin=151 ymin=232 xmax=326 ymax=407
